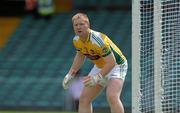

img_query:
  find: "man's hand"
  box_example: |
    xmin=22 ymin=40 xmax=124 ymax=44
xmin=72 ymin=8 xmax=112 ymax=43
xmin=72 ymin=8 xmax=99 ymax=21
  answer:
xmin=83 ymin=73 xmax=103 ymax=87
xmin=62 ymin=74 xmax=74 ymax=89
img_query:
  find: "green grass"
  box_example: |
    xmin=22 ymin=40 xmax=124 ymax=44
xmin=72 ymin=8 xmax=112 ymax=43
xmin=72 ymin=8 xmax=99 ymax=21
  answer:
xmin=0 ymin=111 xmax=108 ymax=113
xmin=0 ymin=111 xmax=77 ymax=113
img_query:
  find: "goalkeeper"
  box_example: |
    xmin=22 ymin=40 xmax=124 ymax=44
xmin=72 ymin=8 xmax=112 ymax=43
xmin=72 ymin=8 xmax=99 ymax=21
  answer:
xmin=62 ymin=13 xmax=128 ymax=113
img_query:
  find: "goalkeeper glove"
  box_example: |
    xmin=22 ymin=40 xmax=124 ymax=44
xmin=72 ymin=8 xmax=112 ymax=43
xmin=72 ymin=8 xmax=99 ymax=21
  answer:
xmin=84 ymin=73 xmax=103 ymax=87
xmin=62 ymin=74 xmax=74 ymax=89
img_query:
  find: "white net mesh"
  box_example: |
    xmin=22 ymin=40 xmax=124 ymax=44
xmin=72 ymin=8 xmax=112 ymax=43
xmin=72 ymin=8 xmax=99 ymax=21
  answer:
xmin=132 ymin=0 xmax=180 ymax=113
xmin=139 ymin=0 xmax=155 ymax=112
xmin=161 ymin=1 xmax=180 ymax=113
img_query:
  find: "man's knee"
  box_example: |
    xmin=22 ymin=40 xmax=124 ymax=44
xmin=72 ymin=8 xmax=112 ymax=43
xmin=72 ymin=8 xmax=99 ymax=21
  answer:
xmin=79 ymin=93 xmax=91 ymax=104
xmin=107 ymin=92 xmax=120 ymax=105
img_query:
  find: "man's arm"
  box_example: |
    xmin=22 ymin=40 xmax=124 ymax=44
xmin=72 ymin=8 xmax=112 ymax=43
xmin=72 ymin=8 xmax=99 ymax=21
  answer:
xmin=63 ymin=51 xmax=85 ymax=89
xmin=68 ymin=51 xmax=86 ymax=76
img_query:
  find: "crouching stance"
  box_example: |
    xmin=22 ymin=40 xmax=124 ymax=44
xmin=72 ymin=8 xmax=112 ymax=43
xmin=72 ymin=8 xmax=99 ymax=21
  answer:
xmin=62 ymin=13 xmax=128 ymax=113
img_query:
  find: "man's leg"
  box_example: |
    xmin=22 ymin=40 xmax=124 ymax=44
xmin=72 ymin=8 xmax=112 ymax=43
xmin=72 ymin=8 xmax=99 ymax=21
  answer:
xmin=106 ymin=78 xmax=124 ymax=113
xmin=78 ymin=84 xmax=103 ymax=113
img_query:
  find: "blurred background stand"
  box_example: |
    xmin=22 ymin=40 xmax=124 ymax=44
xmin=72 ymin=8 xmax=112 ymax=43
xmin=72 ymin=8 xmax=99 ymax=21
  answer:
xmin=0 ymin=0 xmax=131 ymax=113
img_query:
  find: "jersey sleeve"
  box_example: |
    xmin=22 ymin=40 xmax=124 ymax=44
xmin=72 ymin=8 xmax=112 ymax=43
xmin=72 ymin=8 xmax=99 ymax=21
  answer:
xmin=96 ymin=34 xmax=112 ymax=57
xmin=73 ymin=36 xmax=81 ymax=51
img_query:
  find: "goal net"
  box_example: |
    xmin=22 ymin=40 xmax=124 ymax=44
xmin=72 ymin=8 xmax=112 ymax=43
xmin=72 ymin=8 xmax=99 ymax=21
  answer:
xmin=132 ymin=0 xmax=180 ymax=113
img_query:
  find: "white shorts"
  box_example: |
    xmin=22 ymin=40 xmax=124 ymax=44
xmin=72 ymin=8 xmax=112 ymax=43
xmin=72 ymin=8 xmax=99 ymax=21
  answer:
xmin=88 ymin=61 xmax=128 ymax=87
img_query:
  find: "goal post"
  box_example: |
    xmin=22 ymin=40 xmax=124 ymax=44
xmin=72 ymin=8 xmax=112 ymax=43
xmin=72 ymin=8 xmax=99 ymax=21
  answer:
xmin=132 ymin=0 xmax=180 ymax=113
xmin=132 ymin=0 xmax=141 ymax=112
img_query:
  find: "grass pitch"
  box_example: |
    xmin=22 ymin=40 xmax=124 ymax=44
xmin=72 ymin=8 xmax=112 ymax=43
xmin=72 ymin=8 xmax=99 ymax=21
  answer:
xmin=0 ymin=111 xmax=110 ymax=113
xmin=0 ymin=111 xmax=74 ymax=113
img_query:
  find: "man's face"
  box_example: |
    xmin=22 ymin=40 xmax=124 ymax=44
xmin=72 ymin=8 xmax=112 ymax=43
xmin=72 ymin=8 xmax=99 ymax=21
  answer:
xmin=73 ymin=17 xmax=89 ymax=37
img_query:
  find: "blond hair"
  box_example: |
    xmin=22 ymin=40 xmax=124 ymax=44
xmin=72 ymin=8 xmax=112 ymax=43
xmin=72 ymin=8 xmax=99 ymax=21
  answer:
xmin=72 ymin=13 xmax=90 ymax=25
